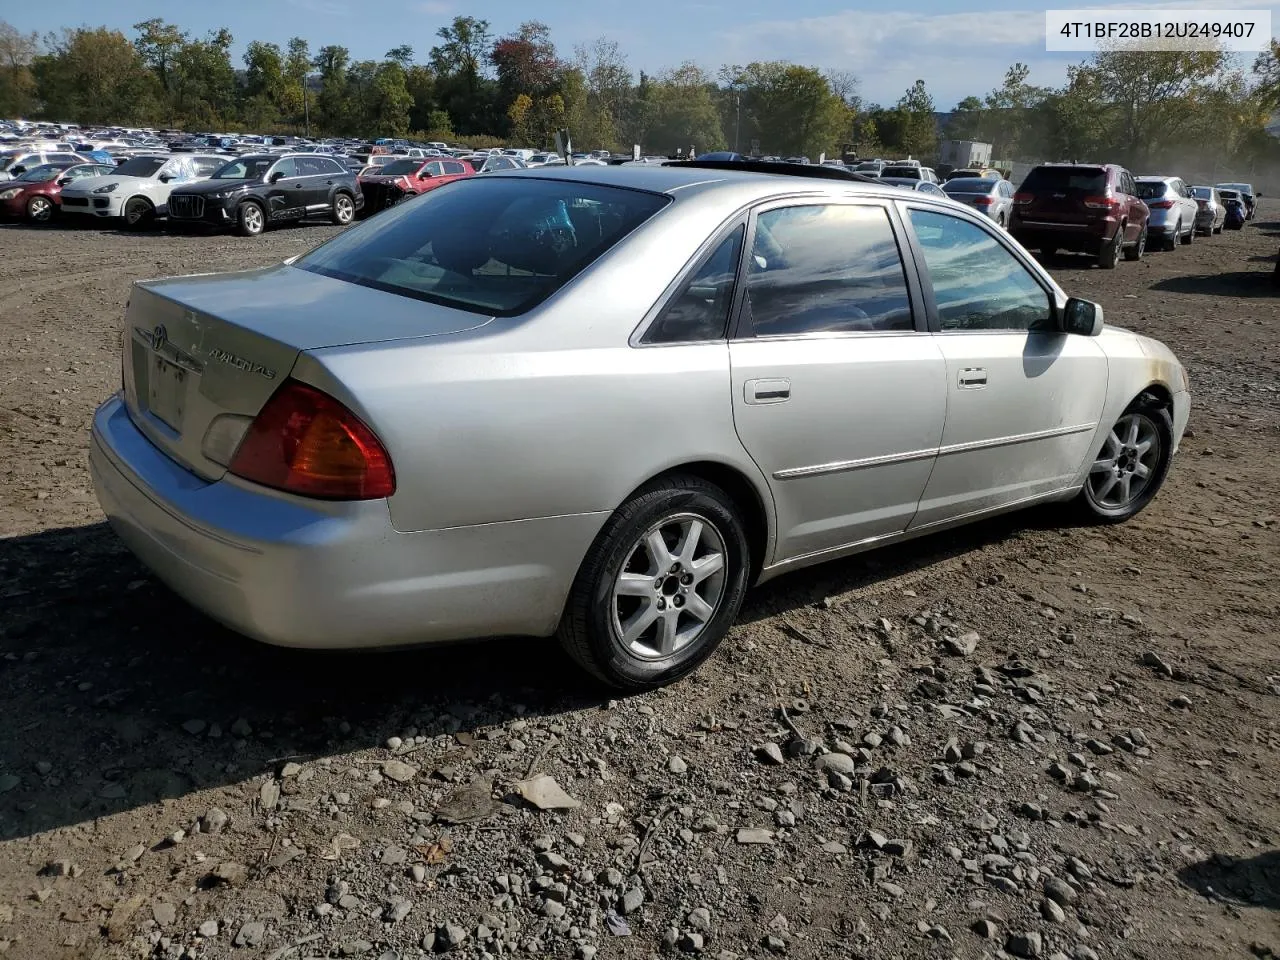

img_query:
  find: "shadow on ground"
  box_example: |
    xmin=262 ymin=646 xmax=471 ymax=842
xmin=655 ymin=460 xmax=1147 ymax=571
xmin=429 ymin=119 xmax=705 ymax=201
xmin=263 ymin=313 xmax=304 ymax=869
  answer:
xmin=1151 ymin=271 xmax=1278 ymax=298
xmin=1178 ymin=849 xmax=1280 ymax=910
xmin=0 ymin=506 xmax=1048 ymax=843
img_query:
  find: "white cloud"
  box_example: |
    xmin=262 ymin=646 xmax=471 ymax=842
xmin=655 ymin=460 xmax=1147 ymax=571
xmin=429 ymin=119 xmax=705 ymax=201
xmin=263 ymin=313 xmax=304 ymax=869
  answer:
xmin=414 ymin=1 xmax=452 ymax=14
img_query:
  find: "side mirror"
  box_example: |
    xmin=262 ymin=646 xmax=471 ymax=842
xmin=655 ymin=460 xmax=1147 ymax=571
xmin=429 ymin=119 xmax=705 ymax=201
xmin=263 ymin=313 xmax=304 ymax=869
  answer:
xmin=269 ymin=171 xmax=284 ymax=183
xmin=57 ymin=177 xmax=71 ymax=186
xmin=158 ymin=173 xmax=173 ymax=183
xmin=10 ymin=166 xmax=25 ymax=175
xmin=1062 ymin=297 xmax=1104 ymax=337
xmin=419 ymin=172 xmax=432 ymax=179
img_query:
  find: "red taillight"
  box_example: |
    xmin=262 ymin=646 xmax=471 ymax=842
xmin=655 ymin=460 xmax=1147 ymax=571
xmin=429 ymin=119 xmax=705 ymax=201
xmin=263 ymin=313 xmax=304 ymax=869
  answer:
xmin=229 ymin=380 xmax=395 ymax=500
xmin=1013 ymin=192 xmax=1033 ymax=204
xmin=1082 ymin=195 xmax=1119 ymax=210
xmin=1148 ymin=199 xmax=1174 ymax=209
xmin=972 ymin=196 xmax=994 ymax=205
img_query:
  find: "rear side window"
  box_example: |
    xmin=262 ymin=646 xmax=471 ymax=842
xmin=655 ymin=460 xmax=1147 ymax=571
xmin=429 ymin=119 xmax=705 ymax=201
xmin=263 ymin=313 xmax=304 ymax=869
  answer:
xmin=1135 ymin=181 xmax=1165 ymax=200
xmin=1021 ymin=166 xmax=1106 ymax=195
xmin=444 ymin=161 xmax=466 ymax=175
xmin=645 ymin=226 xmax=744 ymax=344
xmin=297 ymin=177 xmax=669 ymax=316
xmin=881 ymin=166 xmax=920 ymax=179
xmin=745 ymin=204 xmax=913 ymax=336
xmin=944 ymin=179 xmax=996 ymax=194
xmin=321 ymin=158 xmax=346 ymax=175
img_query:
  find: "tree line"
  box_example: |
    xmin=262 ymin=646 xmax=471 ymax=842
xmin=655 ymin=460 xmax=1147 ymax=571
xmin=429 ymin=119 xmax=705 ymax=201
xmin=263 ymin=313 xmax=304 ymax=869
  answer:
xmin=1 ymin=16 xmax=1277 ymax=172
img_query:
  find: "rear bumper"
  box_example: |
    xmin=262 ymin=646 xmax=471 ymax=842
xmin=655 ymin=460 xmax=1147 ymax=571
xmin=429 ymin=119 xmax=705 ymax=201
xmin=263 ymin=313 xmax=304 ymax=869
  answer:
xmin=1009 ymin=218 xmax=1112 ymax=253
xmin=89 ymin=393 xmax=605 ymax=649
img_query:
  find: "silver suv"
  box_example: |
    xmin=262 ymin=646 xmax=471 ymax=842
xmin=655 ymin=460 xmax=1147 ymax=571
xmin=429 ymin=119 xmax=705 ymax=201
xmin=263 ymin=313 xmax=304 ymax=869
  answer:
xmin=1135 ymin=176 xmax=1199 ymax=249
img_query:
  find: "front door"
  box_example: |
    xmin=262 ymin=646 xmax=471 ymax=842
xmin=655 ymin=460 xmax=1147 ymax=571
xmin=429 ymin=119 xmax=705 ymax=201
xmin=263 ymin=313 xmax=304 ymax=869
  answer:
xmin=901 ymin=206 xmax=1108 ymax=528
xmin=265 ymin=157 xmax=306 ymax=221
xmin=727 ymin=200 xmax=947 ymax=565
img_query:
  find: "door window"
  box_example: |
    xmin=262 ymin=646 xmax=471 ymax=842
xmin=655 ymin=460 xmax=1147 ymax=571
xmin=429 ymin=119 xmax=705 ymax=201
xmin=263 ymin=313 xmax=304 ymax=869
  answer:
xmin=443 ymin=161 xmax=465 ymax=175
xmin=425 ymin=161 xmax=446 ymax=177
xmin=296 ymin=156 xmax=327 ymax=176
xmin=270 ymin=157 xmax=298 ymax=179
xmin=193 ymin=157 xmax=224 ymax=177
xmin=908 ymin=209 xmax=1052 ymax=332
xmin=645 ymin=226 xmax=744 ymax=343
xmin=744 ymin=204 xmax=913 ymax=336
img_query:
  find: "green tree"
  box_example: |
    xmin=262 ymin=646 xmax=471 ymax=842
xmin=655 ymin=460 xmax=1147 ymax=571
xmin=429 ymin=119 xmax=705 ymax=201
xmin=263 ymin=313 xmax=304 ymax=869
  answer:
xmin=171 ymin=29 xmax=236 ymax=127
xmin=33 ymin=26 xmax=158 ymax=125
xmin=385 ymin=45 xmax=414 ymax=69
xmin=647 ymin=63 xmax=725 ymax=154
xmin=430 ymin=16 xmax=495 ymax=132
xmin=573 ymin=38 xmax=631 ymax=150
xmin=726 ymin=61 xmax=847 ymax=158
xmin=132 ymin=18 xmax=185 ymax=121
xmin=242 ymin=40 xmax=285 ymax=129
xmin=312 ymin=44 xmax=351 ymax=133
xmin=946 ymin=95 xmax=988 ymax=141
xmin=895 ymin=79 xmax=937 ymax=158
xmin=983 ymin=63 xmax=1050 ymax=160
xmin=0 ymin=20 xmax=39 ymax=117
xmin=283 ymin=37 xmax=311 ymax=128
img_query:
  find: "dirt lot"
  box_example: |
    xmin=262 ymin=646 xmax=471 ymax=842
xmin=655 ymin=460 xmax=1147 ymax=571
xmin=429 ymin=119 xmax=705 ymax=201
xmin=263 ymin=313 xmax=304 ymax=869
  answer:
xmin=0 ymin=212 xmax=1277 ymax=960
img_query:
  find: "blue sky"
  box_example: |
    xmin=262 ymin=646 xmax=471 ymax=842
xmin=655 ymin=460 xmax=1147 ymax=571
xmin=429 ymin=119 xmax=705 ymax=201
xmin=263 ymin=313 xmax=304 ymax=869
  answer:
xmin=7 ymin=0 xmax=1276 ymax=108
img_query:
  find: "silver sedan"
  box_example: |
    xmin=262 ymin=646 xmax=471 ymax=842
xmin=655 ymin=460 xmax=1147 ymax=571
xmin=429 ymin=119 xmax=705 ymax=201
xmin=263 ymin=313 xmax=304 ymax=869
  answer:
xmin=90 ymin=164 xmax=1191 ymax=690
xmin=942 ymin=176 xmax=1015 ymax=227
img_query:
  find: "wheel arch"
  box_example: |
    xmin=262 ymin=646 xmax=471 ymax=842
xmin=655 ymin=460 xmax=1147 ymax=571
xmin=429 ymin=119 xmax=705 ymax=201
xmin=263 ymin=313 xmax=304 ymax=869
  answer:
xmin=623 ymin=460 xmax=774 ymax=583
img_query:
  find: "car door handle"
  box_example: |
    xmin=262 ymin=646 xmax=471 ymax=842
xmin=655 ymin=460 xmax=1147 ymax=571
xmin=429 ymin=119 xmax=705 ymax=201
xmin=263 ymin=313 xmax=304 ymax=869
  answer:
xmin=745 ymin=378 xmax=791 ymax=404
xmin=958 ymin=368 xmax=987 ymax=388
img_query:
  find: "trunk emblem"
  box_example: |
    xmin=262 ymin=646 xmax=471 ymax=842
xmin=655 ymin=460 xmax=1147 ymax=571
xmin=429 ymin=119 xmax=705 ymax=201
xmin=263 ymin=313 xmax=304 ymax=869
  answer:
xmin=208 ymin=347 xmax=278 ymax=381
xmin=152 ymin=324 xmax=167 ymax=351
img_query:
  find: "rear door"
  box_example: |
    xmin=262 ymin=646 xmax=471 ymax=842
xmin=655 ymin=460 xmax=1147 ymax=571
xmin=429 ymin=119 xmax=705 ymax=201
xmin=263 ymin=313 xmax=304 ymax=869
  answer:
xmin=901 ymin=205 xmax=1107 ymax=525
xmin=727 ymin=199 xmax=947 ymax=564
xmin=294 ymin=156 xmax=331 ymax=211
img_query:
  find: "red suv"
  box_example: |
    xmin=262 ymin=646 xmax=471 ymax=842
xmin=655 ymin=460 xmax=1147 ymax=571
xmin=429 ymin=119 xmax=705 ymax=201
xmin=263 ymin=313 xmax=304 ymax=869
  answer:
xmin=358 ymin=157 xmax=475 ymax=216
xmin=1009 ymin=163 xmax=1149 ymax=269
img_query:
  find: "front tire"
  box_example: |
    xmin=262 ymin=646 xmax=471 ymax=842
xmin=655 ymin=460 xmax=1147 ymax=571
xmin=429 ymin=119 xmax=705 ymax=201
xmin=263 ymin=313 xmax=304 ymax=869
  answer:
xmin=1075 ymin=399 xmax=1174 ymax=523
xmin=556 ymin=475 xmax=750 ymax=691
xmin=331 ymin=192 xmax=355 ymax=225
xmin=122 ymin=197 xmax=154 ymax=230
xmin=26 ymin=195 xmax=54 ymax=223
xmin=236 ymin=201 xmax=266 ymax=237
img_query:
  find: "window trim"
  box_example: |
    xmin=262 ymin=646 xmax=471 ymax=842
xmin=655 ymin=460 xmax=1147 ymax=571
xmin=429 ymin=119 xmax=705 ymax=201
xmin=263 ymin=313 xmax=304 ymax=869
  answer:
xmin=728 ymin=196 xmax=929 ymax=343
xmin=897 ymin=199 xmax=1062 ymax=336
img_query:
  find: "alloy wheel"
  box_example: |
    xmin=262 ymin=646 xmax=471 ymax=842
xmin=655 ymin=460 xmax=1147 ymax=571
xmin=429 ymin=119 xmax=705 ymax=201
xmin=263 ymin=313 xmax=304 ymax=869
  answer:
xmin=27 ymin=197 xmax=52 ymax=222
xmin=1087 ymin=413 xmax=1162 ymax=509
xmin=611 ymin=513 xmax=728 ymax=660
xmin=336 ymin=195 xmax=354 ymax=223
xmin=242 ymin=204 xmax=264 ymax=234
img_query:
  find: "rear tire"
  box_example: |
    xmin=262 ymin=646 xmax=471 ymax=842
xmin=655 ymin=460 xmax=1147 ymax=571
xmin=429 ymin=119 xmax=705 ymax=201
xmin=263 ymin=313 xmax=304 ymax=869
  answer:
xmin=236 ymin=201 xmax=266 ymax=237
xmin=1123 ymin=226 xmax=1146 ymax=261
xmin=556 ymin=475 xmax=750 ymax=691
xmin=331 ymin=192 xmax=355 ymax=225
xmin=1096 ymin=230 xmax=1122 ymax=269
xmin=1073 ymin=397 xmax=1174 ymax=524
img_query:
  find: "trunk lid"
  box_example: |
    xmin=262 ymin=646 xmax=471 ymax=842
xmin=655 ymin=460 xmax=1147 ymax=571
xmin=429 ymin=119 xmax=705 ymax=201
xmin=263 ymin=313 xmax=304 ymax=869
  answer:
xmin=1017 ymin=166 xmax=1107 ymax=225
xmin=122 ymin=263 xmax=491 ymax=480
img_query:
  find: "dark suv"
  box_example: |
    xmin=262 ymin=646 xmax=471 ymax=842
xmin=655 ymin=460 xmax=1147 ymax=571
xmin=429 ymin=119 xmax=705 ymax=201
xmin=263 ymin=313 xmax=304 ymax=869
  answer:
xmin=1010 ymin=163 xmax=1149 ymax=269
xmin=166 ymin=153 xmax=363 ymax=237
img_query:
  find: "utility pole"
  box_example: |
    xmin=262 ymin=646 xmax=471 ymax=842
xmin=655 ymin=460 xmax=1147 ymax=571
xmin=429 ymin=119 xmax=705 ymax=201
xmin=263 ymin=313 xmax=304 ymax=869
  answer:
xmin=303 ymin=75 xmax=310 ymax=138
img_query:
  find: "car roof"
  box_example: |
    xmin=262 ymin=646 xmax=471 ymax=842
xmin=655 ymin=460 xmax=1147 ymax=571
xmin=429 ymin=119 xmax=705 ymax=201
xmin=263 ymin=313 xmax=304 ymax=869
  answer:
xmin=1136 ymin=175 xmax=1177 ymax=182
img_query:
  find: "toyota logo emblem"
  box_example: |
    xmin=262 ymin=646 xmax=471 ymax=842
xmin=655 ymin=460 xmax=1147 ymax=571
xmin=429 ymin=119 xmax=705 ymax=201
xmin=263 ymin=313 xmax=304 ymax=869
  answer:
xmin=153 ymin=324 xmax=167 ymax=350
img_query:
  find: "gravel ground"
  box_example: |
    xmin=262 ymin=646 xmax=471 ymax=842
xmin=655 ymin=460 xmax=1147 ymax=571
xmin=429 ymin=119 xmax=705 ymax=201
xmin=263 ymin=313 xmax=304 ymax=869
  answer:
xmin=0 ymin=211 xmax=1277 ymax=960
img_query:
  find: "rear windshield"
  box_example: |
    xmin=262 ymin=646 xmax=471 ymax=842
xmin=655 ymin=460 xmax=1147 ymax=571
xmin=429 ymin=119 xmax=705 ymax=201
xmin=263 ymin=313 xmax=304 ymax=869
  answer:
xmin=944 ymin=178 xmax=997 ymax=194
xmin=880 ymin=166 xmax=920 ymax=178
xmin=1135 ymin=181 xmax=1166 ymax=200
xmin=1021 ymin=166 xmax=1105 ymax=194
xmin=1191 ymin=186 xmax=1211 ymax=199
xmin=297 ymin=177 xmax=669 ymax=316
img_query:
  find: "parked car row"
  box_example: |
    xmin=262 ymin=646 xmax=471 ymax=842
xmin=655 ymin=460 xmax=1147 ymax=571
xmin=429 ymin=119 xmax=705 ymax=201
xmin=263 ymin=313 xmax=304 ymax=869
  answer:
xmin=1007 ymin=162 xmax=1257 ymax=269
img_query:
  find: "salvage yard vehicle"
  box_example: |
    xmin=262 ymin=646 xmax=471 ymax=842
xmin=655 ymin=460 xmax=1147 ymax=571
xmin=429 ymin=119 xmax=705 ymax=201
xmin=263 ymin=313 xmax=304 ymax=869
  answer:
xmin=942 ymin=176 xmax=1016 ymax=227
xmin=1215 ymin=181 xmax=1257 ymax=220
xmin=1135 ymin=176 xmax=1199 ymax=249
xmin=1010 ymin=162 xmax=1148 ymax=268
xmin=0 ymin=147 xmax=88 ymax=181
xmin=1190 ymin=185 xmax=1226 ymax=235
xmin=1219 ymin=190 xmax=1247 ymax=229
xmin=0 ymin=161 xmax=116 ymax=222
xmin=59 ymin=154 xmax=225 ymax=228
xmin=357 ymin=157 xmax=475 ymax=215
xmin=89 ymin=161 xmax=1190 ymax=691
xmin=165 ymin=153 xmax=363 ymax=237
